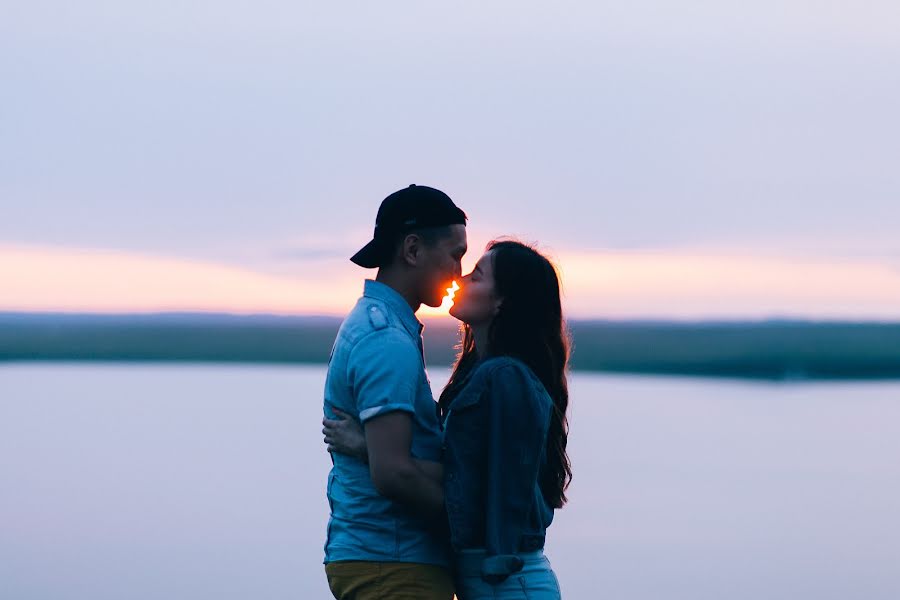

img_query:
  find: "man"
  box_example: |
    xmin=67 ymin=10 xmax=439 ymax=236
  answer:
xmin=322 ymin=184 xmax=467 ymax=600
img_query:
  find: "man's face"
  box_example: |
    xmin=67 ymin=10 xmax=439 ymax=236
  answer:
xmin=419 ymin=224 xmax=467 ymax=307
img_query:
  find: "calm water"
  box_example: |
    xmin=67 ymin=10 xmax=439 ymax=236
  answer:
xmin=1 ymin=364 xmax=899 ymax=599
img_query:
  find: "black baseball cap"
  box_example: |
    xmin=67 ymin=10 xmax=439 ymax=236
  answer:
xmin=350 ymin=184 xmax=467 ymax=268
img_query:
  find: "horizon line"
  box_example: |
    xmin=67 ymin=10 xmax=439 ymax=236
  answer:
xmin=3 ymin=309 xmax=900 ymax=325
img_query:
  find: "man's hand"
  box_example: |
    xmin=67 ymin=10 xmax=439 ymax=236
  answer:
xmin=323 ymin=408 xmax=368 ymax=462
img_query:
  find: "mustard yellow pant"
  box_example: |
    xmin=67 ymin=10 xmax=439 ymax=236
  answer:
xmin=325 ymin=560 xmax=455 ymax=600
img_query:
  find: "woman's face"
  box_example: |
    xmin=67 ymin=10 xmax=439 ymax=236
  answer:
xmin=449 ymin=250 xmax=501 ymax=325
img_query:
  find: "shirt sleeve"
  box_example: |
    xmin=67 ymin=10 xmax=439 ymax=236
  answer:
xmin=347 ymin=328 xmax=421 ymax=423
xmin=482 ymin=362 xmax=552 ymax=582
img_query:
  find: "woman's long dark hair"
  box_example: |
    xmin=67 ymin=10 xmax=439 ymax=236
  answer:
xmin=438 ymin=239 xmax=572 ymax=508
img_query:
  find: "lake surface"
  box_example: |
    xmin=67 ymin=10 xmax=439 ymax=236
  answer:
xmin=2 ymin=364 xmax=899 ymax=599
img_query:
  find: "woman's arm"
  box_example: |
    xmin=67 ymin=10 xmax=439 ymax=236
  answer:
xmin=323 ymin=408 xmax=368 ymax=462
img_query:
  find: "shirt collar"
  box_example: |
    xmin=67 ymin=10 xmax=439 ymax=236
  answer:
xmin=363 ymin=279 xmax=424 ymax=338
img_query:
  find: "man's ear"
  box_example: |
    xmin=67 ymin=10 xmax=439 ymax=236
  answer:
xmin=401 ymin=233 xmax=422 ymax=267
xmin=492 ymin=297 xmax=503 ymax=317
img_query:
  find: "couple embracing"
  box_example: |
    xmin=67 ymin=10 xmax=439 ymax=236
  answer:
xmin=321 ymin=184 xmax=571 ymax=599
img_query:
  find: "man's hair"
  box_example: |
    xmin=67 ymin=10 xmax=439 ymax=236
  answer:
xmin=382 ymin=225 xmax=456 ymax=267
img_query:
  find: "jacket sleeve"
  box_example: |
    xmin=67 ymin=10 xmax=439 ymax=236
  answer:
xmin=481 ymin=363 xmax=551 ymax=582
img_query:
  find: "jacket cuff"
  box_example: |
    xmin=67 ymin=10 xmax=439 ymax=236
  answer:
xmin=481 ymin=555 xmax=525 ymax=583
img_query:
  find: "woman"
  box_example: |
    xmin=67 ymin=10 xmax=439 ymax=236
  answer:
xmin=325 ymin=239 xmax=572 ymax=599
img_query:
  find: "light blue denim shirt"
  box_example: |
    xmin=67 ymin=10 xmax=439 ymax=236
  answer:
xmin=323 ymin=279 xmax=448 ymax=566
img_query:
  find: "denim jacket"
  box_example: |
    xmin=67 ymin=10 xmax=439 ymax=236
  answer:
xmin=441 ymin=356 xmax=555 ymax=582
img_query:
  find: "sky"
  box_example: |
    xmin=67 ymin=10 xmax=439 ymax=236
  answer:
xmin=2 ymin=1 xmax=899 ymax=319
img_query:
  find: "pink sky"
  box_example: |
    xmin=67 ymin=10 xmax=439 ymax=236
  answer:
xmin=4 ymin=1 xmax=897 ymax=321
xmin=4 ymin=243 xmax=900 ymax=320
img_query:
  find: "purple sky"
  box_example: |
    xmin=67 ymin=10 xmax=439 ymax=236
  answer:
xmin=2 ymin=1 xmax=899 ymax=316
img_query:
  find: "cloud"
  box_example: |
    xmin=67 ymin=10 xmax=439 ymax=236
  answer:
xmin=273 ymin=247 xmax=353 ymax=261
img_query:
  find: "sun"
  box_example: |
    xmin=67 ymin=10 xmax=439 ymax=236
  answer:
xmin=444 ymin=280 xmax=460 ymax=304
xmin=418 ymin=281 xmax=460 ymax=317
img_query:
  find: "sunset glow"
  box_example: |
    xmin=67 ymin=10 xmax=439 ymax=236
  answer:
xmin=0 ymin=244 xmax=359 ymax=315
xmin=3 ymin=243 xmax=900 ymax=320
xmin=419 ymin=281 xmax=461 ymax=317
